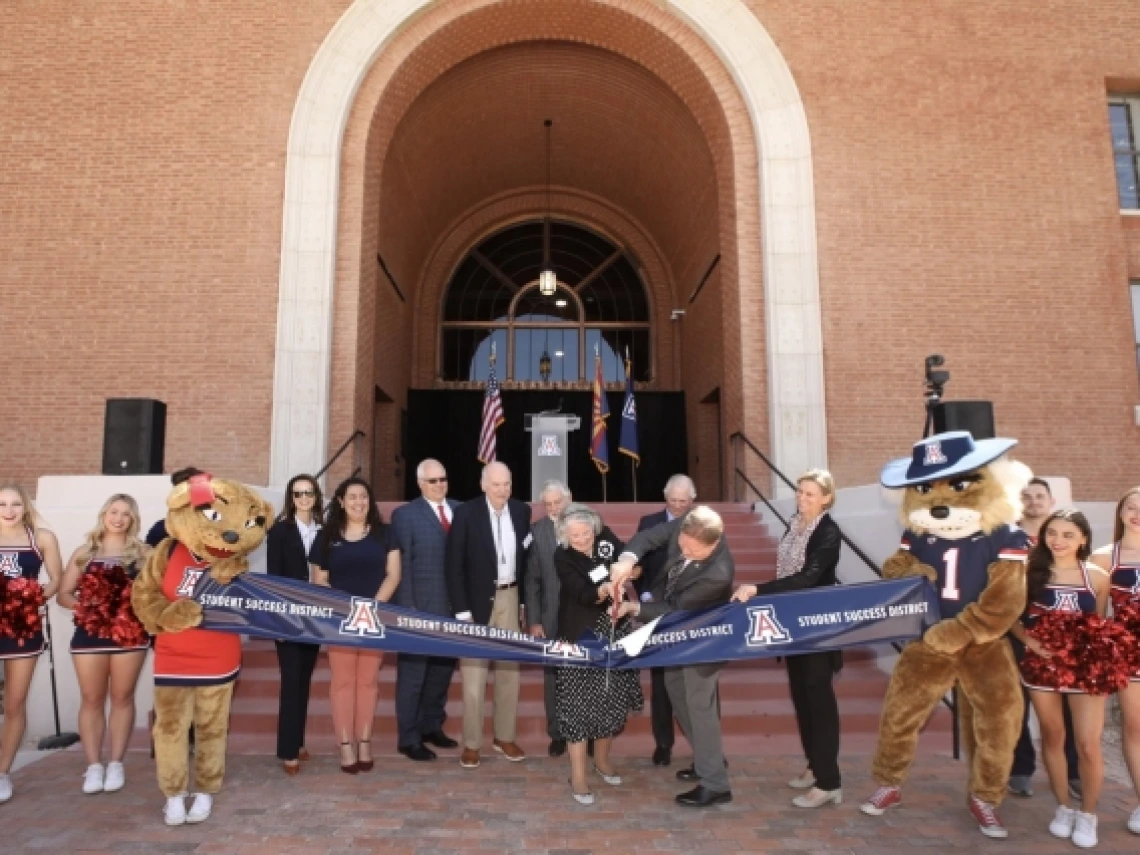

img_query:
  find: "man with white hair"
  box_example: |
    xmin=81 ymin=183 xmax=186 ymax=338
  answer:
xmin=523 ymin=480 xmax=573 ymax=757
xmin=445 ymin=461 xmax=532 ymax=768
xmin=635 ymin=473 xmax=697 ymax=766
xmin=390 ymin=459 xmax=460 ymax=762
xmin=612 ymin=506 xmax=736 ymax=807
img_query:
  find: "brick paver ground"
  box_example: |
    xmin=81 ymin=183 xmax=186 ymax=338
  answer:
xmin=0 ymin=747 xmax=1137 ymax=853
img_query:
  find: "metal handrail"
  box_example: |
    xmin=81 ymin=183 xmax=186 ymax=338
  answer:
xmin=728 ymin=430 xmax=961 ymax=760
xmin=314 ymin=429 xmax=365 ymax=483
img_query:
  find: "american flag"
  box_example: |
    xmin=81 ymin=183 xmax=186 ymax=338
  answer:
xmin=477 ymin=345 xmax=505 ymax=464
xmin=589 ymin=346 xmax=610 ymax=474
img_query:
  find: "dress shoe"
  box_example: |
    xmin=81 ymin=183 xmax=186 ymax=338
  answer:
xmin=423 ymin=731 xmax=458 ymax=750
xmin=399 ymin=744 xmax=437 ymax=762
xmin=356 ymin=739 xmax=374 ymax=772
xmin=297 ymin=747 xmax=311 ymax=761
xmin=282 ymin=760 xmax=301 ymax=776
xmin=1007 ymin=774 xmax=1032 ymax=797
xmin=676 ymin=785 xmax=732 ymax=807
xmin=339 ymin=741 xmax=359 ymax=774
xmin=792 ymin=787 xmax=842 ymax=808
xmin=676 ymin=765 xmax=699 ymax=782
xmin=493 ymin=740 xmax=526 ymax=762
xmin=652 ymin=746 xmax=671 ymax=766
xmin=460 ymin=748 xmax=480 ymax=769
xmin=548 ymin=738 xmax=568 ymax=757
xmin=594 ymin=765 xmax=621 ymax=786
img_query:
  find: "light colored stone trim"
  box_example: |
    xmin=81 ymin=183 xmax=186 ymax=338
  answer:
xmin=272 ymin=0 xmax=826 ymax=491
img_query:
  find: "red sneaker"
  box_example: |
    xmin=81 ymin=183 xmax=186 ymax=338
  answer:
xmin=860 ymin=786 xmax=902 ymax=816
xmin=968 ymin=795 xmax=1009 ymax=839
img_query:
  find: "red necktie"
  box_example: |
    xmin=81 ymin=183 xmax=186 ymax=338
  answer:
xmin=437 ymin=504 xmax=450 ymax=533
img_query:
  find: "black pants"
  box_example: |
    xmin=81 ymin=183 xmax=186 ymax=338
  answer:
xmin=395 ymin=653 xmax=456 ymax=748
xmin=543 ymin=666 xmax=560 ymax=739
xmin=650 ymin=666 xmax=675 ymax=750
xmin=1011 ymin=685 xmax=1080 ymax=781
xmin=274 ymin=640 xmax=319 ymax=761
xmin=786 ymin=652 xmax=841 ymax=791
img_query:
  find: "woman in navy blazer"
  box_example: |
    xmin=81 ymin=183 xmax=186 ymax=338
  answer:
xmin=266 ymin=474 xmax=323 ymax=775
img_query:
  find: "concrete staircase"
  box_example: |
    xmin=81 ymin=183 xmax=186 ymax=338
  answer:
xmin=225 ymin=502 xmax=952 ymax=755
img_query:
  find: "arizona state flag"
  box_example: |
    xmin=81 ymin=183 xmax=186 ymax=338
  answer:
xmin=618 ymin=356 xmax=639 ymax=465
xmin=590 ymin=349 xmax=609 ymax=474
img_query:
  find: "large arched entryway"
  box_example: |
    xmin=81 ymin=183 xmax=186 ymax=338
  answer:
xmin=270 ymin=0 xmax=826 ymax=500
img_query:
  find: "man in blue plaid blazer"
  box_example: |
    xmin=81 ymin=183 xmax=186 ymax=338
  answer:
xmin=390 ymin=458 xmax=461 ymax=761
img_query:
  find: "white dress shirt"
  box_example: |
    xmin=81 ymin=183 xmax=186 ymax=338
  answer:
xmin=487 ymin=497 xmax=517 ymax=586
xmin=295 ymin=517 xmax=320 ymax=555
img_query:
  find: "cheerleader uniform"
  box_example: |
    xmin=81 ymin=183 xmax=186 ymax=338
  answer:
xmin=0 ymin=527 xmax=46 ymax=660
xmin=1020 ymin=562 xmax=1098 ymax=693
xmin=70 ymin=558 xmax=151 ymax=654
xmin=1109 ymin=542 xmax=1140 ymax=682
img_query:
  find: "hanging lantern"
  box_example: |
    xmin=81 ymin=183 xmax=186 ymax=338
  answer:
xmin=538 ymin=269 xmax=557 ymax=297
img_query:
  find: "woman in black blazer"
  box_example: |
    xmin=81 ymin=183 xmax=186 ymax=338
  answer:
xmin=553 ymin=504 xmax=643 ymax=806
xmin=266 ymin=473 xmax=324 ymax=775
xmin=733 ymin=469 xmax=843 ymax=808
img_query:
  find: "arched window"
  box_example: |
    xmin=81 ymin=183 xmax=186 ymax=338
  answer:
xmin=439 ymin=220 xmax=651 ymax=385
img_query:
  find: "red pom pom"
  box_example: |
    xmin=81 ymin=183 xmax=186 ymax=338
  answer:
xmin=74 ymin=564 xmax=148 ymax=647
xmin=0 ymin=577 xmax=46 ymax=646
xmin=1025 ymin=609 xmax=1140 ymax=695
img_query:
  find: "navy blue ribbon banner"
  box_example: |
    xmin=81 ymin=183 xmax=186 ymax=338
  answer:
xmin=194 ymin=573 xmax=940 ymax=668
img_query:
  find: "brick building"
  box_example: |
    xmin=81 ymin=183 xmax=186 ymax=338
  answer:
xmin=3 ymin=0 xmax=1139 ymax=501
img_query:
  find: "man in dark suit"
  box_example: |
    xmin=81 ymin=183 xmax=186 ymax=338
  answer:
xmin=635 ymin=473 xmax=697 ymax=766
xmin=390 ymin=458 xmax=461 ymax=761
xmin=445 ymin=461 xmax=532 ymax=769
xmin=522 ymin=480 xmax=572 ymax=757
xmin=614 ymin=506 xmax=735 ymax=807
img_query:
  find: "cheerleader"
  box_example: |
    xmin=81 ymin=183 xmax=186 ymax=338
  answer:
xmin=57 ymin=494 xmax=151 ymax=795
xmin=1010 ymin=509 xmax=1109 ymax=848
xmin=0 ymin=484 xmax=63 ymax=805
xmin=1090 ymin=486 xmax=1140 ymax=836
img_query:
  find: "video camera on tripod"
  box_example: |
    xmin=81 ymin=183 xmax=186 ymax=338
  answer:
xmin=920 ymin=354 xmax=995 ymax=439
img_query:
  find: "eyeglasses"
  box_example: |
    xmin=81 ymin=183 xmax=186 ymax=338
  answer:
xmin=421 ymin=477 xmax=448 ymax=485
xmin=292 ymin=490 xmax=315 ymax=498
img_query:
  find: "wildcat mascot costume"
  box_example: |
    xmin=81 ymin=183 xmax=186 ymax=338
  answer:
xmin=860 ymin=432 xmax=1031 ymax=839
xmin=132 ymin=473 xmax=273 ymax=826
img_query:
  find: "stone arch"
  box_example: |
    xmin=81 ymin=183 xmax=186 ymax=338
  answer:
xmin=271 ymin=0 xmax=825 ymax=491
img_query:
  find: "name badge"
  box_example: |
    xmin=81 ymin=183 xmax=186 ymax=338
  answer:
xmin=589 ymin=566 xmax=609 ymax=583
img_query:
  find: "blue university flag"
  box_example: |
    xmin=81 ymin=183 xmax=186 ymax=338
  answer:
xmin=618 ymin=356 xmax=639 ymax=464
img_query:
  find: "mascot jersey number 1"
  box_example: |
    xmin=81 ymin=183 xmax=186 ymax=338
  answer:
xmin=860 ymin=432 xmax=1031 ymax=840
xmin=131 ymin=474 xmax=273 ymax=826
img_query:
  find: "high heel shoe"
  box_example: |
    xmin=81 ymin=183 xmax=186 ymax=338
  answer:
xmin=593 ymin=765 xmax=621 ymax=786
xmin=339 ymin=742 xmax=359 ymax=774
xmin=568 ymin=778 xmax=595 ymax=805
xmin=356 ymin=739 xmax=374 ymax=772
xmin=792 ymin=787 xmax=842 ymax=808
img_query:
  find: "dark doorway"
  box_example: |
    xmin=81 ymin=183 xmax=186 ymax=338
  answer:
xmin=405 ymin=389 xmax=687 ymax=502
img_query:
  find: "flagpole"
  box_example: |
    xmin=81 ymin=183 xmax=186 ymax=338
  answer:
xmin=625 ymin=347 xmax=637 ymax=502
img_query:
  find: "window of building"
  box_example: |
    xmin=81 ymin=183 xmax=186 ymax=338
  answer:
xmin=440 ymin=220 xmax=652 ymax=385
xmin=1132 ymin=280 xmax=1140 ymax=383
xmin=1110 ymin=96 xmax=1140 ymax=210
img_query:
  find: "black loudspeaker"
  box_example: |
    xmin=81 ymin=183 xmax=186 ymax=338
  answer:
xmin=102 ymin=399 xmax=166 ymax=474
xmin=931 ymin=400 xmax=995 ymax=440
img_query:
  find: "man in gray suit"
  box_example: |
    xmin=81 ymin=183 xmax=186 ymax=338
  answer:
xmin=613 ymin=506 xmax=735 ymax=807
xmin=391 ymin=459 xmax=460 ymax=761
xmin=523 ymin=479 xmax=572 ymax=757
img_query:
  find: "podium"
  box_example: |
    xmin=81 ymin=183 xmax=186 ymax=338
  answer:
xmin=524 ymin=413 xmax=581 ymax=500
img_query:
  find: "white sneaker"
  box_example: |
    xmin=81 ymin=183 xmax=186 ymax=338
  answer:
xmin=0 ymin=774 xmax=12 ymax=804
xmin=1048 ymin=804 xmax=1076 ymax=838
xmin=82 ymin=763 xmax=105 ymax=794
xmin=163 ymin=795 xmax=187 ymax=826
xmin=788 ymin=768 xmax=816 ymax=789
xmin=1129 ymin=805 xmax=1140 ymax=835
xmin=1071 ymin=811 xmax=1097 ymax=849
xmin=186 ymin=792 xmax=212 ymax=824
xmin=103 ymin=761 xmax=125 ymax=793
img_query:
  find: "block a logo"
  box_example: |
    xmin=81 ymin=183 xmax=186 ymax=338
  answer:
xmin=340 ymin=597 xmax=386 ymax=637
xmin=176 ymin=568 xmax=205 ymax=597
xmin=746 ymin=605 xmax=792 ymax=646
xmin=922 ymin=441 xmax=948 ymax=466
xmin=543 ymin=640 xmax=589 ymax=660
xmin=537 ymin=435 xmax=562 ymax=457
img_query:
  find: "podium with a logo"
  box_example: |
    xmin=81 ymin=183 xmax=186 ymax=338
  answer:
xmin=524 ymin=413 xmax=581 ymax=500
